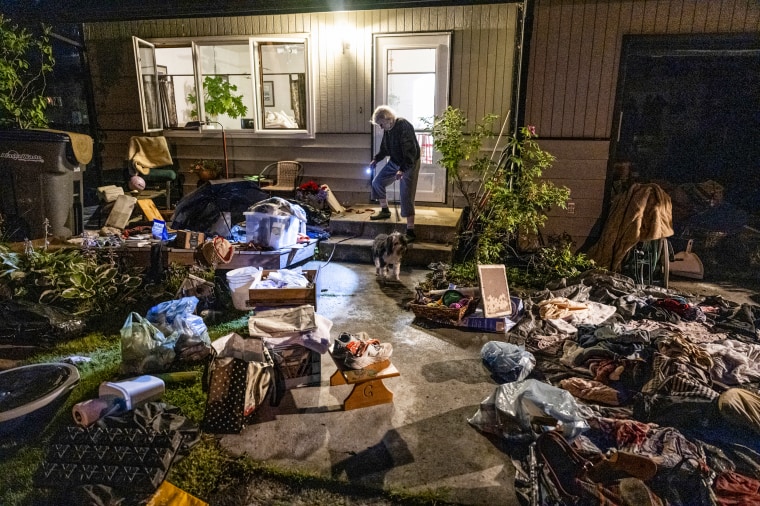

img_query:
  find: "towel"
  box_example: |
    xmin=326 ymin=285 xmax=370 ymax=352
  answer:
xmin=128 ymin=136 xmax=173 ymax=175
xmin=32 ymin=128 xmax=93 ymax=164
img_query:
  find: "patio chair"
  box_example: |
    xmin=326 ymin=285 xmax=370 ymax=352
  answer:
xmin=259 ymin=160 xmax=303 ymax=197
xmin=126 ymin=135 xmax=179 ymax=209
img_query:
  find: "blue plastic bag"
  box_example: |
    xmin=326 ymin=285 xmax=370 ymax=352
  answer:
xmin=481 ymin=341 xmax=536 ymax=383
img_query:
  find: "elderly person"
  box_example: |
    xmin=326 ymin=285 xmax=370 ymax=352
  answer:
xmin=368 ymin=105 xmax=421 ymax=242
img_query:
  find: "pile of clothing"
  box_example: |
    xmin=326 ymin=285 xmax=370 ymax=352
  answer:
xmin=472 ymin=269 xmax=760 ymax=505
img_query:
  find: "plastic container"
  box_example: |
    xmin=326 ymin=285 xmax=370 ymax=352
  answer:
xmin=98 ymin=375 xmax=165 ymax=410
xmin=0 ymin=363 xmax=80 ymax=437
xmin=226 ymin=266 xmax=263 ymax=310
xmin=244 ymin=211 xmax=299 ymax=249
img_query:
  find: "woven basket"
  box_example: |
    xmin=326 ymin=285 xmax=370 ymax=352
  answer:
xmin=409 ymin=297 xmax=480 ymax=324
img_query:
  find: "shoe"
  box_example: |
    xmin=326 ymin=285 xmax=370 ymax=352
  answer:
xmin=404 ymin=230 xmax=416 ymax=243
xmin=370 ymin=209 xmax=391 ymax=220
xmin=343 ymin=340 xmax=393 ymax=369
xmin=332 ymin=332 xmax=366 ymax=359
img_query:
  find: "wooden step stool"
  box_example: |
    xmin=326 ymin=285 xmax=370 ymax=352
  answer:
xmin=329 ymin=353 xmax=400 ymax=410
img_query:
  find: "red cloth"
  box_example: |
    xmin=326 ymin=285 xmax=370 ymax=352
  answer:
xmin=714 ymin=471 xmax=760 ymax=506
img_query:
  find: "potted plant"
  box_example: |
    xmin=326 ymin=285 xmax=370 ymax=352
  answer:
xmin=296 ymin=180 xmax=329 ymax=209
xmin=189 ymin=159 xmax=222 ymax=181
xmin=0 ymin=15 xmax=55 ymax=129
xmin=187 ymin=75 xmax=248 ymax=122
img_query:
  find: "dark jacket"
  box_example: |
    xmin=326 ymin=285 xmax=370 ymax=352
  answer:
xmin=373 ymin=117 xmax=420 ymax=172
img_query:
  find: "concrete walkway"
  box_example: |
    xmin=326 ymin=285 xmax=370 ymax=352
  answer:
xmin=220 ymin=260 xmax=518 ymax=506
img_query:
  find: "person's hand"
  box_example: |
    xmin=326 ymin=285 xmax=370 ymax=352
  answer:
xmin=395 ymin=170 xmax=403 ymax=180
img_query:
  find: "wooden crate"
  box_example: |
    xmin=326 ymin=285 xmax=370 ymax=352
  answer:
xmin=247 ymin=269 xmax=318 ymax=310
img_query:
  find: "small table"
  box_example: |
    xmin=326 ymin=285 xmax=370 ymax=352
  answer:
xmin=329 ymin=353 xmax=400 ymax=410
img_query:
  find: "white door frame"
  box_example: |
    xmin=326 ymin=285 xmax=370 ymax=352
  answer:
xmin=373 ymin=32 xmax=451 ymax=203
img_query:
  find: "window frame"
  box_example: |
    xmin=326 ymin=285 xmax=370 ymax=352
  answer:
xmin=132 ymin=34 xmax=315 ymax=138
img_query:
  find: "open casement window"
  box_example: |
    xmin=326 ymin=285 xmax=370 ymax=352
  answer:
xmin=132 ymin=35 xmax=314 ymax=136
xmin=250 ymin=36 xmax=314 ymax=135
xmin=133 ymin=37 xmax=163 ymax=133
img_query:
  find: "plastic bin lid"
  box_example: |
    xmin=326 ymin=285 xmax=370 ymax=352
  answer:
xmin=0 ymin=363 xmax=80 ymax=423
xmin=0 ymin=129 xmax=73 ymax=143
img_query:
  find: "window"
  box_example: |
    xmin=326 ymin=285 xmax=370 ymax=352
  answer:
xmin=132 ymin=35 xmax=314 ymax=136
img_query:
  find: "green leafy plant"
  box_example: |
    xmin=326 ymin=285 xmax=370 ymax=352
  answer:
xmin=472 ymin=125 xmax=570 ymax=264
xmin=187 ymin=75 xmax=248 ymax=121
xmin=0 ymin=15 xmax=55 ymax=129
xmin=423 ymin=106 xmax=498 ymax=212
xmin=0 ymin=244 xmax=143 ymax=316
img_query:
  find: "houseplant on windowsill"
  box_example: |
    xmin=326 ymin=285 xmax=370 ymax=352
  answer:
xmin=189 ymin=159 xmax=222 ymax=181
xmin=187 ymin=75 xmax=248 ymax=123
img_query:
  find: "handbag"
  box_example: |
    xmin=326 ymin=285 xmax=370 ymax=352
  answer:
xmin=202 ymin=333 xmax=273 ymax=433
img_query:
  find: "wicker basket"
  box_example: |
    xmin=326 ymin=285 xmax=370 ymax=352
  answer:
xmin=409 ymin=297 xmax=480 ymax=324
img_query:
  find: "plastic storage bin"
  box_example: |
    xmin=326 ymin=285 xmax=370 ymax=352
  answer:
xmin=244 ymin=212 xmax=300 ymax=250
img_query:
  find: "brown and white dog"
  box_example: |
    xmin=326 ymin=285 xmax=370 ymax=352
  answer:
xmin=371 ymin=231 xmax=408 ymax=281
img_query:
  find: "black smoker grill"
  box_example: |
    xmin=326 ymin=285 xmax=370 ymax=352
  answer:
xmin=0 ymin=129 xmax=91 ymax=241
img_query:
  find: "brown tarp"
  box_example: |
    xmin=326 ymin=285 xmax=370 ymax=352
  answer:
xmin=588 ymin=183 xmax=673 ymax=272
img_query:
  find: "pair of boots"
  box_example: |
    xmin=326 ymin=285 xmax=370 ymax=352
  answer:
xmin=370 ymin=208 xmax=415 ymax=242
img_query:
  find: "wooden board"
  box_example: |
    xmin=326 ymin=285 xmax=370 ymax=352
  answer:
xmin=137 ymin=198 xmax=163 ymax=222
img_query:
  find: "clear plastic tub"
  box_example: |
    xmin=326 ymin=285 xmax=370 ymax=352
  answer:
xmin=244 ymin=212 xmax=299 ymax=249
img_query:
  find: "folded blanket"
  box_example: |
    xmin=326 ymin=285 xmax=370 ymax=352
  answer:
xmin=128 ymin=136 xmax=173 ymax=175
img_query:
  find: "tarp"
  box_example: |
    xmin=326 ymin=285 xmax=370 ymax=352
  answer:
xmin=171 ymin=180 xmax=270 ymax=236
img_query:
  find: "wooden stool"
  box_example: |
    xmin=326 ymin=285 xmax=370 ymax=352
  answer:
xmin=329 ymin=353 xmax=400 ymax=410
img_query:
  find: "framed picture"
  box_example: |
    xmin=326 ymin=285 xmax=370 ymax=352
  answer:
xmin=263 ymin=81 xmax=275 ymax=107
xmin=477 ymin=264 xmax=512 ymax=318
xmin=156 ymin=65 xmax=167 ymax=76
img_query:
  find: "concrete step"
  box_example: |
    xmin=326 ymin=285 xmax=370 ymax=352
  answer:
xmin=319 ymin=205 xmax=464 ymax=266
xmin=319 ymin=235 xmax=454 ymax=267
xmin=328 ymin=215 xmax=460 ymax=243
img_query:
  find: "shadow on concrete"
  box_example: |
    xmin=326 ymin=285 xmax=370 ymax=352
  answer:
xmin=329 ymin=405 xmax=518 ymax=505
xmin=421 ymin=358 xmax=492 ymax=385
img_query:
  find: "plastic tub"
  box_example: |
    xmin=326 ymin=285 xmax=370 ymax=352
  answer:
xmin=244 ymin=212 xmax=299 ymax=250
xmin=0 ymin=363 xmax=80 ymax=437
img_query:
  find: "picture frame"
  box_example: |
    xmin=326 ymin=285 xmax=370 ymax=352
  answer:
xmin=263 ymin=81 xmax=275 ymax=107
xmin=156 ymin=65 xmax=167 ymax=76
xmin=477 ymin=264 xmax=512 ymax=318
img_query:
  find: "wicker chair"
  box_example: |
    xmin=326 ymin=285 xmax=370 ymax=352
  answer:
xmin=259 ymin=161 xmax=303 ymax=197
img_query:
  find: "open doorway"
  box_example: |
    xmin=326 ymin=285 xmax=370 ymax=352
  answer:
xmin=373 ymin=33 xmax=451 ymax=204
xmin=610 ymin=33 xmax=760 ymax=283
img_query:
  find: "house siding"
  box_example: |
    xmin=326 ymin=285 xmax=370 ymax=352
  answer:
xmin=83 ymin=5 xmax=520 ymax=202
xmin=525 ymin=0 xmax=760 ymax=250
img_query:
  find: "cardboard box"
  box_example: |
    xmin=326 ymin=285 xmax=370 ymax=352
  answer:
xmin=459 ymin=297 xmax=524 ymax=333
xmin=175 ymin=230 xmax=205 ymax=249
xmin=459 ymin=314 xmax=515 ymax=333
xmin=264 ymin=342 xmax=321 ymax=388
xmin=247 ymin=269 xmax=317 ymax=310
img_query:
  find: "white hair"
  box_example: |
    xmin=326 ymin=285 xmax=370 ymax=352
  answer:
xmin=371 ymin=105 xmax=397 ymax=125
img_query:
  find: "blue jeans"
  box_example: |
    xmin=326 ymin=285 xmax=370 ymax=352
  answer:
xmin=370 ymin=158 xmax=420 ymax=218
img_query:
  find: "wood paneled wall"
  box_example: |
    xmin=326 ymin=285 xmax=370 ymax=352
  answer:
xmin=524 ymin=0 xmax=760 ymax=250
xmin=84 ymin=4 xmax=520 ymax=203
xmin=526 ymin=0 xmax=760 ymax=139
